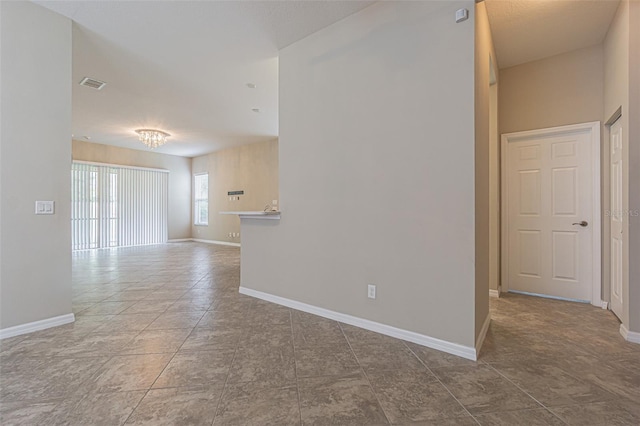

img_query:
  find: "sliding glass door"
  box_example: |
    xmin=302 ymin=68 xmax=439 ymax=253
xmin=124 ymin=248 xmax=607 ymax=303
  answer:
xmin=71 ymin=162 xmax=168 ymax=250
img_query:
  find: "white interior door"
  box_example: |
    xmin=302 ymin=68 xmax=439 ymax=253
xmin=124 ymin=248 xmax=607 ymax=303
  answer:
xmin=609 ymin=118 xmax=624 ymax=319
xmin=503 ymin=123 xmax=600 ymax=302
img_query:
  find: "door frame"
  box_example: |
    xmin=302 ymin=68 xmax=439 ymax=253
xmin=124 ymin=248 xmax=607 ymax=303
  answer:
xmin=605 ymin=109 xmax=624 ymax=320
xmin=500 ymin=121 xmax=602 ymax=306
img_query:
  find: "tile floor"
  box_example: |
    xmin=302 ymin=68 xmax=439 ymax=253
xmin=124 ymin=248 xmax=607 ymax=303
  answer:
xmin=1 ymin=242 xmax=639 ymax=425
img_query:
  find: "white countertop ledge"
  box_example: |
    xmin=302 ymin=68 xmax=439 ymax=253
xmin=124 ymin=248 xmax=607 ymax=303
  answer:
xmin=219 ymin=211 xmax=281 ymax=220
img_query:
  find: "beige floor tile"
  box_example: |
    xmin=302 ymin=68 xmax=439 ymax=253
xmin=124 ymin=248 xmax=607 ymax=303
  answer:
xmin=432 ymin=364 xmax=541 ymax=415
xmin=80 ymin=301 xmax=137 ymax=315
xmin=146 ymin=310 xmax=206 ymax=330
xmin=92 ymin=313 xmax=160 ymax=333
xmin=294 ymin=344 xmax=360 ymax=378
xmin=292 ymin=320 xmax=349 ymax=348
xmin=548 ymin=401 xmax=640 ymax=425
xmin=126 ymin=386 xmax=223 ymax=425
xmin=491 ymin=362 xmax=617 ymax=407
xmin=0 ymin=356 xmax=108 ymax=403
xmin=120 ymin=328 xmax=192 ymax=355
xmin=474 ymin=408 xmax=565 ymax=425
xmin=298 ymin=374 xmax=389 ymax=425
xmin=180 ymin=327 xmax=242 ymax=352
xmin=228 ymin=345 xmax=296 ymax=385
xmin=366 ymin=369 xmax=466 ymax=424
xmin=87 ymin=353 xmax=173 ymax=393
xmin=49 ymin=389 xmax=145 ymax=426
xmin=121 ymin=300 xmax=175 ymax=314
xmin=0 ymin=401 xmax=59 ymax=426
xmin=214 ymin=381 xmax=300 ymax=426
xmin=152 ymin=350 xmax=234 ymax=389
xmin=3 ymin=244 xmax=637 ymax=425
xmin=350 ymin=341 xmax=427 ymax=373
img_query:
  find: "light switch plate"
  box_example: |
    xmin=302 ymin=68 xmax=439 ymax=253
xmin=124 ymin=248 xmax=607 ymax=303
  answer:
xmin=35 ymin=201 xmax=55 ymax=215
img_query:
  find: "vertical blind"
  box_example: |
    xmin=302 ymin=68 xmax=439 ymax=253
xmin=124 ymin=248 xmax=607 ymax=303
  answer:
xmin=71 ymin=161 xmax=168 ymax=250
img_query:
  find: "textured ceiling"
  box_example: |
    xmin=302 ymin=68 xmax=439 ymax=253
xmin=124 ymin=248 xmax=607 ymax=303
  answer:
xmin=486 ymin=0 xmax=620 ymax=69
xmin=35 ymin=1 xmax=375 ymax=157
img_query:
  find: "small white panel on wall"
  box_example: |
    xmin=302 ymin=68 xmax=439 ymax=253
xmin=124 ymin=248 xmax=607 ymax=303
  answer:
xmin=35 ymin=201 xmax=55 ymax=215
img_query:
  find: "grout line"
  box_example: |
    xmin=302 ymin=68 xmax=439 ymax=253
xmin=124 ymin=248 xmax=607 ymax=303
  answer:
xmin=120 ymin=317 xmax=195 ymax=425
xmin=210 ymin=306 xmax=250 ymax=426
xmin=288 ymin=310 xmax=304 ymax=426
xmin=484 ymin=363 xmax=568 ymax=424
xmin=402 ymin=341 xmax=481 ymax=425
xmin=337 ymin=322 xmax=392 ymax=426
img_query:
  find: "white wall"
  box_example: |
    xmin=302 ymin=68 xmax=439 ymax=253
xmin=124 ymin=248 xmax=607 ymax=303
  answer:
xmin=1 ymin=2 xmax=73 ymax=330
xmin=72 ymin=140 xmax=192 ymax=240
xmin=191 ymin=139 xmax=278 ymax=244
xmin=241 ymin=1 xmax=479 ymax=349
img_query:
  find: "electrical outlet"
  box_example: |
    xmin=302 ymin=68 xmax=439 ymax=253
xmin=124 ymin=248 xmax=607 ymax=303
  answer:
xmin=367 ymin=284 xmax=376 ymax=299
xmin=228 ymin=232 xmax=232 ymax=238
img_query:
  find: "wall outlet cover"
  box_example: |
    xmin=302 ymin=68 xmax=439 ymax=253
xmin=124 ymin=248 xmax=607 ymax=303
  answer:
xmin=367 ymin=284 xmax=376 ymax=299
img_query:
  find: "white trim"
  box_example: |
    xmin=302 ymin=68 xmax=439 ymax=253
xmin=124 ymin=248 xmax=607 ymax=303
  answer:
xmin=73 ymin=160 xmax=169 ymax=173
xmin=192 ymin=238 xmax=240 ymax=247
xmin=489 ymin=289 xmax=500 ymax=298
xmin=501 ymin=121 xmax=602 ymax=306
xmin=475 ymin=312 xmax=491 ymax=357
xmin=0 ymin=313 xmax=75 ymax=340
xmin=239 ymin=286 xmax=478 ymax=361
xmin=220 ymin=211 xmax=281 ymax=220
xmin=167 ymin=238 xmax=192 ymax=243
xmin=620 ymin=323 xmax=640 ymax=344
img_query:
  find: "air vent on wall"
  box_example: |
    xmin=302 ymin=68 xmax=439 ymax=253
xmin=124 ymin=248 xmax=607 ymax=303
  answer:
xmin=79 ymin=77 xmax=107 ymax=90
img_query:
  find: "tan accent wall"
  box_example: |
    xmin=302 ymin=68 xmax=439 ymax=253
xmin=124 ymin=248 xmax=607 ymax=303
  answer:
xmin=72 ymin=140 xmax=192 ymax=240
xmin=499 ymin=44 xmax=604 ymax=136
xmin=191 ymin=139 xmax=278 ymax=244
xmin=1 ymin=2 xmax=73 ymax=329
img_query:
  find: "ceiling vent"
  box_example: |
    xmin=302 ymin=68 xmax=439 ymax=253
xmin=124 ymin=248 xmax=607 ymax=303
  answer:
xmin=79 ymin=77 xmax=107 ymax=90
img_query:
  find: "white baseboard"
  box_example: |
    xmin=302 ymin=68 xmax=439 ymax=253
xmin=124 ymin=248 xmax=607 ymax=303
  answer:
xmin=167 ymin=238 xmax=192 ymax=243
xmin=0 ymin=313 xmax=75 ymax=340
xmin=239 ymin=286 xmax=477 ymax=361
xmin=489 ymin=289 xmax=500 ymax=298
xmin=475 ymin=312 xmax=491 ymax=357
xmin=191 ymin=239 xmax=241 ymax=247
xmin=620 ymin=323 xmax=640 ymax=344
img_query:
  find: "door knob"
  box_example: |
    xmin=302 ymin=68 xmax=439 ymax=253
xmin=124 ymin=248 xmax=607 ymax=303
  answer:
xmin=572 ymin=221 xmax=588 ymax=227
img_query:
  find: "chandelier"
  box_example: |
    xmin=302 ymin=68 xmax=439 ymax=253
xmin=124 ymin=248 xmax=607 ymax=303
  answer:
xmin=135 ymin=129 xmax=170 ymax=149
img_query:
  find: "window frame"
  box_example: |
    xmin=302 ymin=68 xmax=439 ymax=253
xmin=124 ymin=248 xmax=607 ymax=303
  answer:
xmin=194 ymin=173 xmax=209 ymax=226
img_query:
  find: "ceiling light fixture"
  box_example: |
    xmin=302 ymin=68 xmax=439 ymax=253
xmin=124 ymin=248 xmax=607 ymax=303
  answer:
xmin=135 ymin=129 xmax=170 ymax=149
